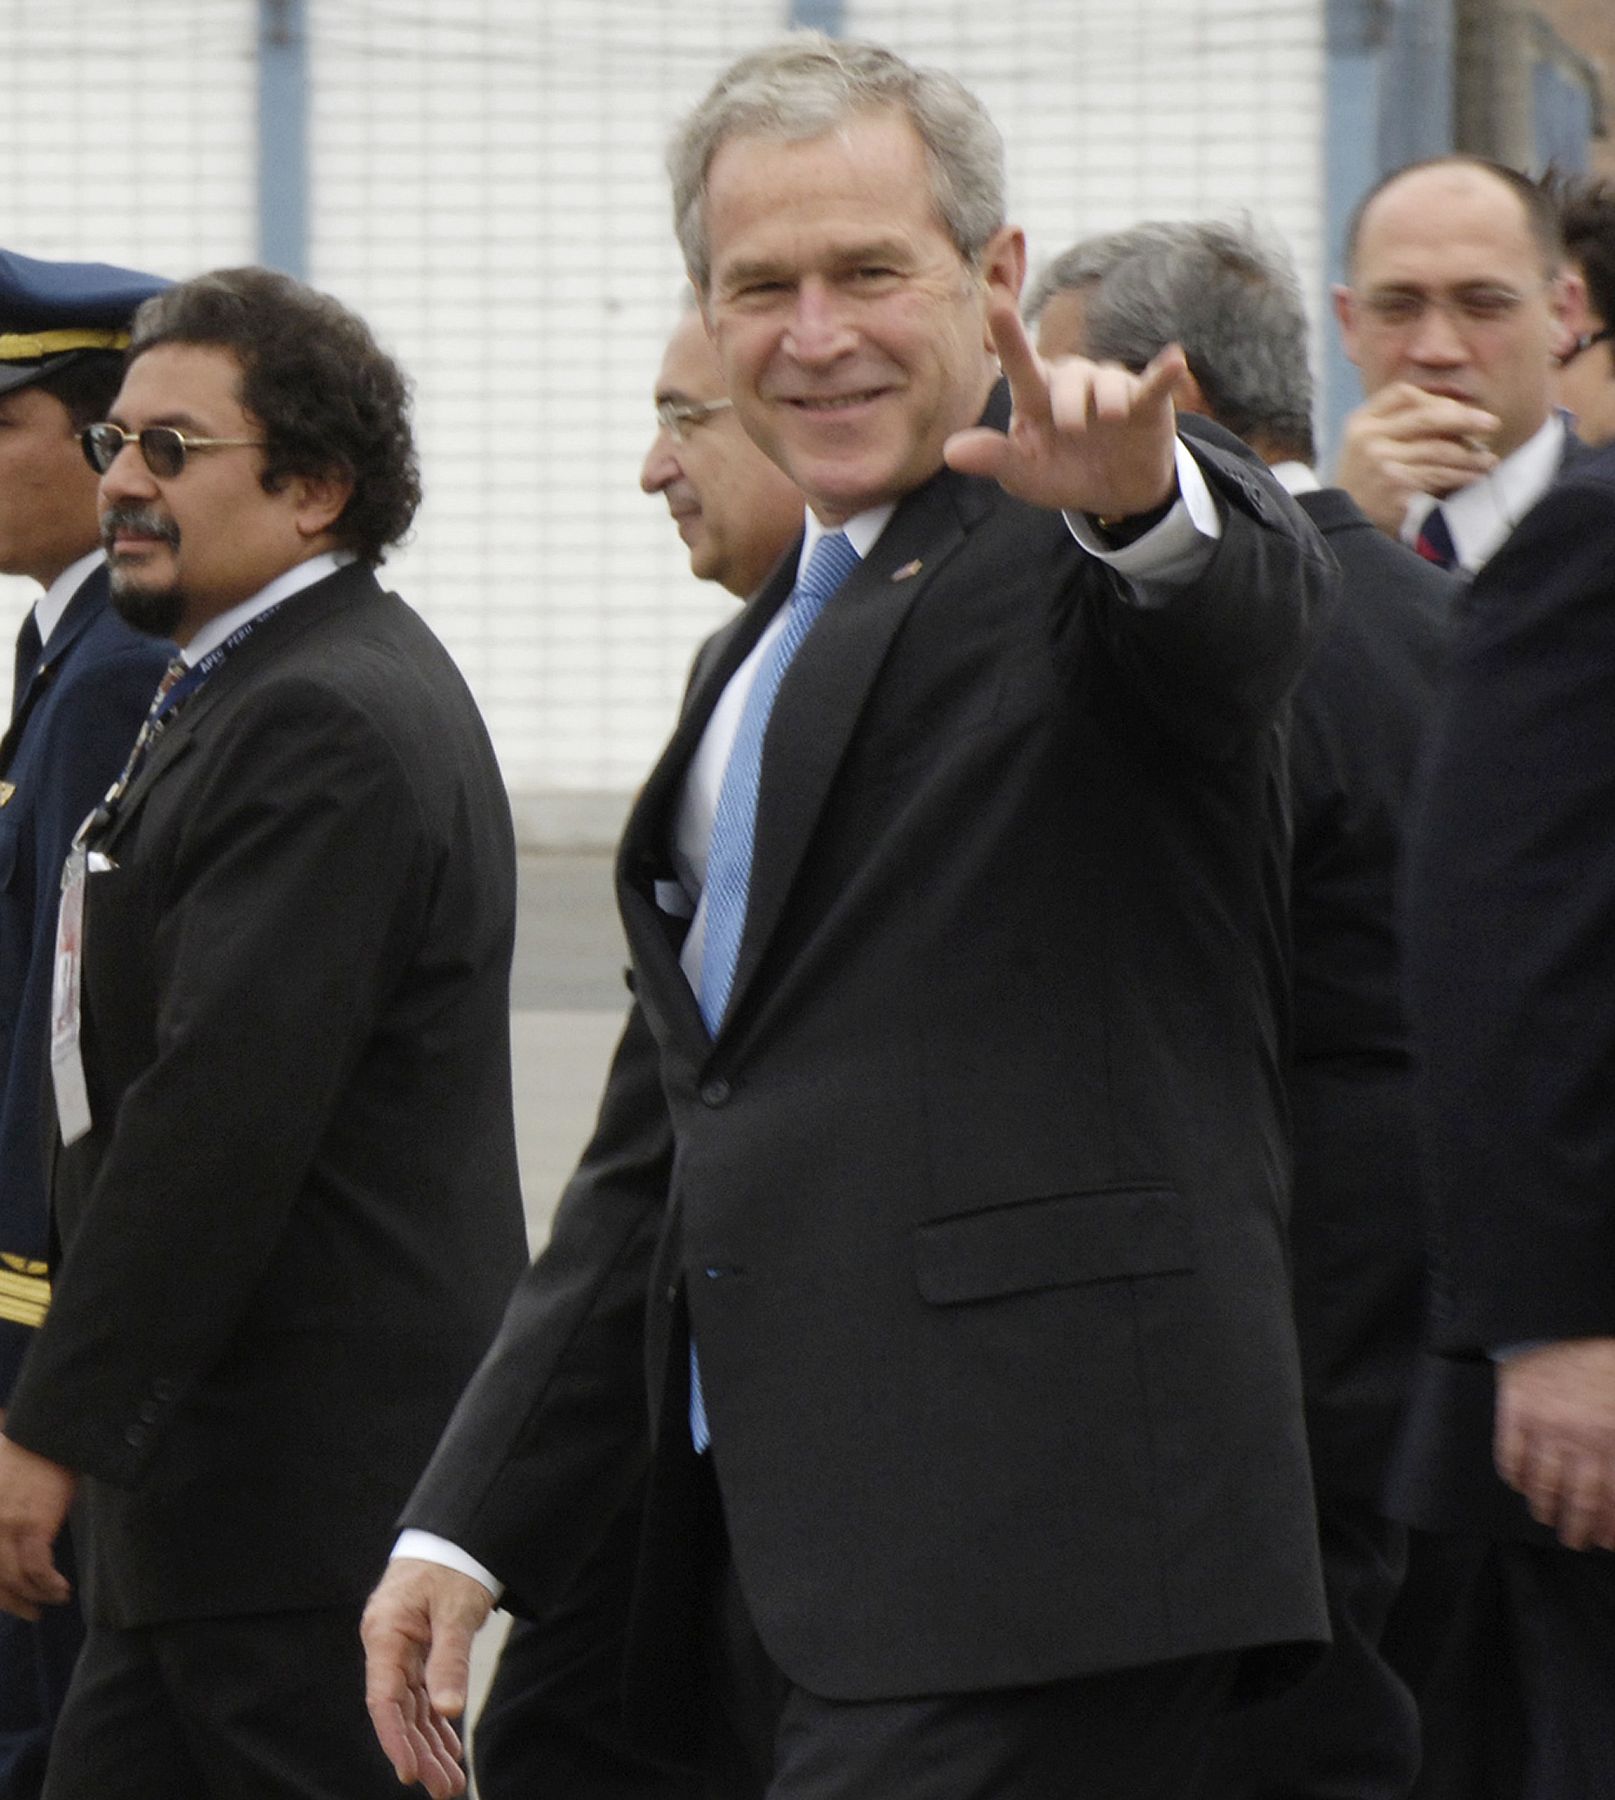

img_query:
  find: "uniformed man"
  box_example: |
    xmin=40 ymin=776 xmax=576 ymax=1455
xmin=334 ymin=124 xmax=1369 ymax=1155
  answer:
xmin=0 ymin=250 xmax=172 ymax=1800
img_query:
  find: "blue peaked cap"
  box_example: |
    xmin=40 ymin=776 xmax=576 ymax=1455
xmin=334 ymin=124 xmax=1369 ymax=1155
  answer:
xmin=0 ymin=248 xmax=171 ymax=396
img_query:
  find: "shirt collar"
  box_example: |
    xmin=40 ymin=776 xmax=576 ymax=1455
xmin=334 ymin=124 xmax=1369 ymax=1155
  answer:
xmin=1401 ymin=412 xmax=1567 ymax=573
xmin=181 ymin=551 xmax=355 ymax=666
xmin=34 ymin=547 xmax=105 ymax=648
xmin=1268 ymin=461 xmax=1322 ymax=497
xmin=798 ymin=504 xmax=896 ymax=576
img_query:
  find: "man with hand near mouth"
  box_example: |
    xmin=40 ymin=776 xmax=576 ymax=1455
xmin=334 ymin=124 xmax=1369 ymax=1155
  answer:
xmin=0 ymin=266 xmax=526 ymax=1800
xmin=1333 ymin=156 xmax=1583 ymax=574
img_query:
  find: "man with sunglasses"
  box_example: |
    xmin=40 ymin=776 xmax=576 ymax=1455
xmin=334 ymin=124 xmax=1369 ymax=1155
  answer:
xmin=1550 ymin=173 xmax=1615 ymax=448
xmin=0 ymin=266 xmax=527 ymax=1799
xmin=0 ymin=252 xmax=172 ymax=1800
xmin=1332 ymin=156 xmax=1584 ymax=574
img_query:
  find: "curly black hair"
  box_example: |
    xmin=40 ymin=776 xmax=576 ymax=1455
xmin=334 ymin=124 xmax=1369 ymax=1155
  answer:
xmin=126 ymin=267 xmax=421 ymax=566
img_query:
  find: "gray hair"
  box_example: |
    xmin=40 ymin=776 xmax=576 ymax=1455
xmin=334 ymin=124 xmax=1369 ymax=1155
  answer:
xmin=1022 ymin=222 xmax=1190 ymax=324
xmin=1074 ymin=218 xmax=1316 ymax=464
xmin=669 ymin=32 xmax=1006 ymax=293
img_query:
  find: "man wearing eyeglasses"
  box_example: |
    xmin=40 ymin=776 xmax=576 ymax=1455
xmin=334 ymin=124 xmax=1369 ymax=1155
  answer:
xmin=1550 ymin=173 xmax=1615 ymax=448
xmin=1332 ymin=156 xmax=1582 ymax=574
xmin=468 ymin=311 xmax=801 ymax=1800
xmin=0 ymin=267 xmax=527 ymax=1799
xmin=640 ymin=309 xmax=805 ymax=603
xmin=0 ymin=252 xmax=172 ymax=1800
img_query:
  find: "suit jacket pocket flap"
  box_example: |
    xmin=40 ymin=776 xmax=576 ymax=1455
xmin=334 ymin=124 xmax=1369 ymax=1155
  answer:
xmin=914 ymin=1185 xmax=1192 ymax=1305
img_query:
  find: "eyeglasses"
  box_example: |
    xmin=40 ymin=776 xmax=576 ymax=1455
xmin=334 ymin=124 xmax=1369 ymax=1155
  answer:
xmin=1355 ymin=286 xmax=1542 ymax=333
xmin=1558 ymin=325 xmax=1615 ymax=368
xmin=654 ymin=397 xmax=732 ymax=443
xmin=81 ymin=422 xmax=267 ymax=478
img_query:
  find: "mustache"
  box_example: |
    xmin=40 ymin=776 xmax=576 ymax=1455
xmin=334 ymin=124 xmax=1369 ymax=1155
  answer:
xmin=101 ymin=504 xmax=180 ymax=554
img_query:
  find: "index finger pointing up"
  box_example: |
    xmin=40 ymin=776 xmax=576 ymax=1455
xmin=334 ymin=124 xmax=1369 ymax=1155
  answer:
xmin=987 ymin=298 xmax=1053 ymax=431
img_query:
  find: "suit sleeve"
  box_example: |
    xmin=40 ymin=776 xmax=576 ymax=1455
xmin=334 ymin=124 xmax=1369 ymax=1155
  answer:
xmin=5 ymin=677 xmax=433 ymax=1479
xmin=400 ymin=999 xmax=673 ymax=1617
xmin=1405 ymin=463 xmax=1615 ymax=1351
xmin=1092 ymin=419 xmax=1340 ymax=759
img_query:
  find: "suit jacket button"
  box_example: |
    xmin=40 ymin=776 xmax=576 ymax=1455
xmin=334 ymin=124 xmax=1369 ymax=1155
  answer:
xmin=125 ymin=1424 xmax=146 ymax=1448
xmin=700 ymin=1078 xmax=731 ymax=1107
xmin=138 ymin=1400 xmax=161 ymax=1424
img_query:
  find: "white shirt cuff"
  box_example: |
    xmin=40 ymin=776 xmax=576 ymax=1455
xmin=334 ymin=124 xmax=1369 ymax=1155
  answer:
xmin=392 ymin=1529 xmax=504 ymax=1603
xmin=1064 ymin=438 xmax=1224 ymax=593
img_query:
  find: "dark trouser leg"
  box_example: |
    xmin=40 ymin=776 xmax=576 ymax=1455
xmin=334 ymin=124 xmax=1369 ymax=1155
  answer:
xmin=1193 ymin=1492 xmax=1419 ymax=1799
xmin=40 ymin=1625 xmax=208 ymax=1800
xmin=1499 ymin=1541 xmax=1615 ymax=1800
xmin=764 ymin=1652 xmax=1240 ymax=1800
xmin=0 ymin=1527 xmax=84 ymax=1800
xmin=45 ymin=1610 xmax=401 ymax=1800
xmin=701 ymin=1504 xmax=1238 ymax=1800
xmin=473 ymin=1489 xmax=701 ymax=1800
xmin=1387 ymin=1534 xmax=1523 ymax=1800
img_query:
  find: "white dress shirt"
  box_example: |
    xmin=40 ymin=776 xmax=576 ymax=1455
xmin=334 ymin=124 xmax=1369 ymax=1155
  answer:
xmin=33 ymin=548 xmax=106 ymax=650
xmin=1401 ymin=413 xmax=1567 ymax=575
xmin=180 ymin=550 xmax=356 ymax=665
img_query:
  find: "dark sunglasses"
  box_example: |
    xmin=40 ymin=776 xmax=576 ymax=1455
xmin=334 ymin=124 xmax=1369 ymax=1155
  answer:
xmin=81 ymin=422 xmax=266 ymax=478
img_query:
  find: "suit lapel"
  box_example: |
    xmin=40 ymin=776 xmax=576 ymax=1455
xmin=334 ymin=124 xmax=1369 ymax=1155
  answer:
xmin=98 ymin=564 xmax=381 ymax=851
xmin=0 ymin=567 xmax=118 ymax=778
xmin=617 ymin=553 xmax=801 ymax=1056
xmin=621 ymin=378 xmax=1005 ymax=1054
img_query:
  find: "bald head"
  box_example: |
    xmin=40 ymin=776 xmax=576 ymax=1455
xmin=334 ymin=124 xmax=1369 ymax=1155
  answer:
xmin=1335 ymin=159 xmax=1571 ymax=458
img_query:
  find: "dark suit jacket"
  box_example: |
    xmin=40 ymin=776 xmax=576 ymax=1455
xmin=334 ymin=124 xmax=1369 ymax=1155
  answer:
xmin=0 ymin=566 xmax=170 ymax=1402
xmin=4 ymin=561 xmax=528 ymax=1626
xmin=1285 ymin=489 xmax=1454 ymax=1497
xmin=1393 ymin=441 xmax=1615 ymax=1540
xmin=407 ymin=398 xmax=1337 ymax=1708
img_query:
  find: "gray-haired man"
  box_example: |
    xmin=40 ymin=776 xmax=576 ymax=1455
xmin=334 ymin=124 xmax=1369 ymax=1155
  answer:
xmin=365 ymin=37 xmax=1336 ymax=1799
xmin=1032 ymin=218 xmax=1458 ymax=1799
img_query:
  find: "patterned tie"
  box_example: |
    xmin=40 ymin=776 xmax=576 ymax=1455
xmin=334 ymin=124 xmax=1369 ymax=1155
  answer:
xmin=698 ymin=529 xmax=860 ymax=1034
xmin=1414 ymin=504 xmax=1458 ymax=571
xmin=12 ymin=610 xmax=42 ymax=722
xmin=687 ymin=529 xmax=859 ymax=1453
xmin=102 ymin=656 xmax=188 ymax=806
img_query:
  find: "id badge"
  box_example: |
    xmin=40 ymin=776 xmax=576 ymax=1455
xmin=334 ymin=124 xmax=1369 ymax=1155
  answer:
xmin=50 ymin=843 xmax=93 ymax=1145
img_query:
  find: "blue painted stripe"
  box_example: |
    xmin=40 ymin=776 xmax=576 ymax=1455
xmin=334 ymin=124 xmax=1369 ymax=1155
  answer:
xmin=257 ymin=0 xmax=309 ymax=279
xmin=788 ymin=0 xmax=846 ymax=31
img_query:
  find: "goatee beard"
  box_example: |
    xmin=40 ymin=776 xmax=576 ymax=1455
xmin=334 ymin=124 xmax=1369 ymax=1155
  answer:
xmin=108 ymin=573 xmax=184 ymax=642
xmin=102 ymin=504 xmax=184 ymax=641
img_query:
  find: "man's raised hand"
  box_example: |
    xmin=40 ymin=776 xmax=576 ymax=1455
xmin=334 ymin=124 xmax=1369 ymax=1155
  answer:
xmin=946 ymin=299 xmax=1182 ymax=521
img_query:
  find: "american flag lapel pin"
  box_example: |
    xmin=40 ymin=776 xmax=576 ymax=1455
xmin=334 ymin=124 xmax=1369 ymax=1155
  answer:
xmin=891 ymin=559 xmax=923 ymax=582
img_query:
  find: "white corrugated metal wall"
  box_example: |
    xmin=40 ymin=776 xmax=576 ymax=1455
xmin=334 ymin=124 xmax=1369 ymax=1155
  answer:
xmin=0 ymin=0 xmax=1324 ymax=840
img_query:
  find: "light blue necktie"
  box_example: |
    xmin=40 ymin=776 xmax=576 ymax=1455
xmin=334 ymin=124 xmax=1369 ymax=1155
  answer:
xmin=688 ymin=528 xmax=859 ymax=1450
xmin=697 ymin=528 xmax=860 ymax=1034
